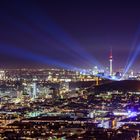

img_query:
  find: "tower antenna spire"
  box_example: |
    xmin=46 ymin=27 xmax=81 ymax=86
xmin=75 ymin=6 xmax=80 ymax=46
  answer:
xmin=109 ymin=47 xmax=113 ymax=76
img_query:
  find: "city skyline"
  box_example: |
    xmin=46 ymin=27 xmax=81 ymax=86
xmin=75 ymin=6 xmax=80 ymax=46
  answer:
xmin=1 ymin=1 xmax=140 ymax=139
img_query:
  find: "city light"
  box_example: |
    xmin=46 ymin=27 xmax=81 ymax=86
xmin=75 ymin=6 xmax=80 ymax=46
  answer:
xmin=1 ymin=1 xmax=140 ymax=139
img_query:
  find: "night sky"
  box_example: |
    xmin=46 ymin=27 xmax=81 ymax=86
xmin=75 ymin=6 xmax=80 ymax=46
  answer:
xmin=1 ymin=0 xmax=140 ymax=70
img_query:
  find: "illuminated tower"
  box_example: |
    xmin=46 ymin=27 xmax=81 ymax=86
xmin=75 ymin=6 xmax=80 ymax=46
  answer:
xmin=32 ymin=83 xmax=37 ymax=99
xmin=109 ymin=48 xmax=113 ymax=76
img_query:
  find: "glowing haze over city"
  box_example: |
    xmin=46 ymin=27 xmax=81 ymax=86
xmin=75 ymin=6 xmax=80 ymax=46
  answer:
xmin=1 ymin=1 xmax=140 ymax=72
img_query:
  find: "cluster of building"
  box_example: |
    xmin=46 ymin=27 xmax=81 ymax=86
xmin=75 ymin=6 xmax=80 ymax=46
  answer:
xmin=0 ymin=68 xmax=138 ymax=139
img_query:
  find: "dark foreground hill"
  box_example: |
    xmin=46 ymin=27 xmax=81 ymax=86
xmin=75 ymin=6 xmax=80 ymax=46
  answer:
xmin=94 ymin=80 xmax=140 ymax=92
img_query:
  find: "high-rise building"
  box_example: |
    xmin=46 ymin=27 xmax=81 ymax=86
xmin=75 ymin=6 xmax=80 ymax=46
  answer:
xmin=32 ymin=83 xmax=37 ymax=99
